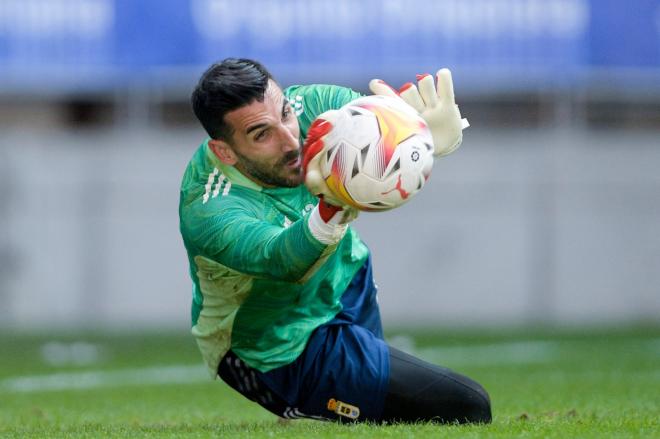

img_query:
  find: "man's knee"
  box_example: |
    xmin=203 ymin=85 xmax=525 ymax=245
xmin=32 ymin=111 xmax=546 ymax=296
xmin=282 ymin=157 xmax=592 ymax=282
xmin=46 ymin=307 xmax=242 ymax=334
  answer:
xmin=458 ymin=381 xmax=492 ymax=424
xmin=423 ymin=373 xmax=491 ymax=424
xmin=384 ymin=346 xmax=492 ymax=424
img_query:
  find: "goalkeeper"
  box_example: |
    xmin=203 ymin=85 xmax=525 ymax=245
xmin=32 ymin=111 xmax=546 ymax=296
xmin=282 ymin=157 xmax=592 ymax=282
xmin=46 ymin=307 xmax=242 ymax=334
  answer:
xmin=180 ymin=58 xmax=491 ymax=424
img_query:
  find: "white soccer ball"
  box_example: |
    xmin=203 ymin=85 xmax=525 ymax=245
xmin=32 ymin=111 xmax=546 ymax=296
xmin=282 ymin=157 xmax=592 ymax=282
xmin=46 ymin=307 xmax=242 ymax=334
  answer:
xmin=320 ymin=95 xmax=434 ymax=211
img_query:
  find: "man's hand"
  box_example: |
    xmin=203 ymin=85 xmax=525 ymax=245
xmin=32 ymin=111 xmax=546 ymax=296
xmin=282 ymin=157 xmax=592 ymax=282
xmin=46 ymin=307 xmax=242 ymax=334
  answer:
xmin=369 ymin=69 xmax=469 ymax=157
xmin=302 ymin=113 xmax=357 ymax=216
xmin=302 ymin=113 xmax=358 ymax=244
xmin=302 ymin=113 xmax=342 ymax=205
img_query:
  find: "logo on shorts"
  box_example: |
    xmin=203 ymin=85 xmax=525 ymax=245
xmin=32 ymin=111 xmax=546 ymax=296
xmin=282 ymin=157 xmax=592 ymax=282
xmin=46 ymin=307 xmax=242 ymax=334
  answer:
xmin=327 ymin=398 xmax=360 ymax=420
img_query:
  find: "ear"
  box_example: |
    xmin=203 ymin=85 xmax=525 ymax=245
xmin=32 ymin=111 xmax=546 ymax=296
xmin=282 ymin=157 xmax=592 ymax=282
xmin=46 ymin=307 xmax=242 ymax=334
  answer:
xmin=208 ymin=139 xmax=237 ymax=165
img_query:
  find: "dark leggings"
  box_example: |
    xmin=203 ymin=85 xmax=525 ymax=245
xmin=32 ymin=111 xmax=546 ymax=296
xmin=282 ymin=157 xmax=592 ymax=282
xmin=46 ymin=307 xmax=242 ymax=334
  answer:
xmin=381 ymin=346 xmax=492 ymax=424
xmin=218 ymin=346 xmax=491 ymax=424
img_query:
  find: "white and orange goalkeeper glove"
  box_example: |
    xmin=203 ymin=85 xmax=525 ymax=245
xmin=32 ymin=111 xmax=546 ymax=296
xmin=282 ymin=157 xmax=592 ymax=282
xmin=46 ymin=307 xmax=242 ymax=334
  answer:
xmin=302 ymin=112 xmax=342 ymax=205
xmin=302 ymin=114 xmax=358 ymax=244
xmin=369 ymin=68 xmax=469 ymax=157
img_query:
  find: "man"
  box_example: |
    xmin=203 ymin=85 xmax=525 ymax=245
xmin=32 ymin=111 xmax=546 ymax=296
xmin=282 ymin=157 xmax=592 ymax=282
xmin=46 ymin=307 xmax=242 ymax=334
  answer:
xmin=179 ymin=58 xmax=491 ymax=424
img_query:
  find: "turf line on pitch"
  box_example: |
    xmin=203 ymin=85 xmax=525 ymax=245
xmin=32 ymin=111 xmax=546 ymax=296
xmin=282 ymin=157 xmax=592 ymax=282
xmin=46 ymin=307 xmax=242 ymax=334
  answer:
xmin=388 ymin=337 xmax=561 ymax=366
xmin=0 ymin=364 xmax=208 ymax=393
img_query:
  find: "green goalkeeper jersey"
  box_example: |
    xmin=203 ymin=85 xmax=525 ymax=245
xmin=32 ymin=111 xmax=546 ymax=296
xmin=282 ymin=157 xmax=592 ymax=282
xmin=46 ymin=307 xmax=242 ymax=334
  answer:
xmin=179 ymin=84 xmax=367 ymax=375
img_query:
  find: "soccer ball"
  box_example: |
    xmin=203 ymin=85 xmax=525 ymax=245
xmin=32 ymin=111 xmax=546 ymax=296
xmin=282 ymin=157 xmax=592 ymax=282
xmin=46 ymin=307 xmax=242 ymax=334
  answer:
xmin=320 ymin=95 xmax=434 ymax=211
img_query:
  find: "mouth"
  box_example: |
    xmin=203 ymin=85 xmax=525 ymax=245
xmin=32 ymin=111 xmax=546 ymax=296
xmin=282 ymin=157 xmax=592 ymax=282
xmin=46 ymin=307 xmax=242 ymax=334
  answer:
xmin=285 ymin=155 xmax=302 ymax=169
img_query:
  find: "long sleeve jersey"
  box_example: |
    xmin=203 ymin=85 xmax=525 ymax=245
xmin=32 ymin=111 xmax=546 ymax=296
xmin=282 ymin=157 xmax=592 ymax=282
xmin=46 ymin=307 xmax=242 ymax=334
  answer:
xmin=179 ymin=84 xmax=368 ymax=375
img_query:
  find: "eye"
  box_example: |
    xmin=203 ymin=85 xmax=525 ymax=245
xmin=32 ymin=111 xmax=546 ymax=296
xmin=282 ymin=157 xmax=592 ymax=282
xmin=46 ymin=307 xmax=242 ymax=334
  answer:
xmin=282 ymin=100 xmax=293 ymax=120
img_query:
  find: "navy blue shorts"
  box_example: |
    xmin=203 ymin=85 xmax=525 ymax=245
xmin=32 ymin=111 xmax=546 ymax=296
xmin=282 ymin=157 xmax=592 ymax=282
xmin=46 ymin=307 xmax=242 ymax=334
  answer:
xmin=218 ymin=256 xmax=390 ymax=422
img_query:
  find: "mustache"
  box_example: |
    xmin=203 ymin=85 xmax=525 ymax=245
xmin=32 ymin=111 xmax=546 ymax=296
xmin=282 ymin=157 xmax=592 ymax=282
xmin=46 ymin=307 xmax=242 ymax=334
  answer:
xmin=279 ymin=150 xmax=300 ymax=166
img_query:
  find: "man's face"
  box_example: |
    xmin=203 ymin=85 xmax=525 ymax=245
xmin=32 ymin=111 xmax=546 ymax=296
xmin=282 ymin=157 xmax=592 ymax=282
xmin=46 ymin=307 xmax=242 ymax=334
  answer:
xmin=221 ymin=80 xmax=302 ymax=188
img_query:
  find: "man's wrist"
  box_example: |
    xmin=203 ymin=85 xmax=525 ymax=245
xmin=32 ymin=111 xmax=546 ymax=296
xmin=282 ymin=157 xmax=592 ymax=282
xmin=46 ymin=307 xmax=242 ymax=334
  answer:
xmin=307 ymin=204 xmax=348 ymax=245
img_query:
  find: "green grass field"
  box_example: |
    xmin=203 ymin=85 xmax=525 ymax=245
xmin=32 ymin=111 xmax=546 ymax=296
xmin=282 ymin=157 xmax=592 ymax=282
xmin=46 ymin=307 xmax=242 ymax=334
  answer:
xmin=1 ymin=326 xmax=658 ymax=438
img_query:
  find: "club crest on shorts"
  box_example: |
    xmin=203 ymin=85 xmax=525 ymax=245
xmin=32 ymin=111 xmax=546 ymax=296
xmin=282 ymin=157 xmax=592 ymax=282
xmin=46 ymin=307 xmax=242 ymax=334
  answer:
xmin=327 ymin=398 xmax=360 ymax=420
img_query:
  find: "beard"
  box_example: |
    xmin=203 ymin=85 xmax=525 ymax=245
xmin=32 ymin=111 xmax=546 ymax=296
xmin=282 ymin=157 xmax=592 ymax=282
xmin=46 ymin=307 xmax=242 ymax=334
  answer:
xmin=233 ymin=148 xmax=303 ymax=188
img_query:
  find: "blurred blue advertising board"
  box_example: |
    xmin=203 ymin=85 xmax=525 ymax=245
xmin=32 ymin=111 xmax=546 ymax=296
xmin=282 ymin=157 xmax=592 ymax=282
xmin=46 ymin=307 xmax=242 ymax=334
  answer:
xmin=0 ymin=0 xmax=659 ymax=92
xmin=588 ymin=0 xmax=660 ymax=67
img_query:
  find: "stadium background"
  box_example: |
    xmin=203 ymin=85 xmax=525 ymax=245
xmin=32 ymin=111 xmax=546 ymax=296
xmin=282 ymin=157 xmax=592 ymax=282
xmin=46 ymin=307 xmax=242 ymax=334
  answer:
xmin=1 ymin=0 xmax=659 ymax=330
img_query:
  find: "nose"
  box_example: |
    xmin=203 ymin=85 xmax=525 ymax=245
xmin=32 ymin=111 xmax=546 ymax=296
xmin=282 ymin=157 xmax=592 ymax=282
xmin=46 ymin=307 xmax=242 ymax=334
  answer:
xmin=278 ymin=124 xmax=299 ymax=152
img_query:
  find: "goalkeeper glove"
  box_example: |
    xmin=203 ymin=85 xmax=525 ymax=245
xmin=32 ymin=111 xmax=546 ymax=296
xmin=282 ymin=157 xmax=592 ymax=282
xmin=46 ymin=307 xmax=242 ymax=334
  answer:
xmin=302 ymin=114 xmax=358 ymax=244
xmin=369 ymin=68 xmax=469 ymax=157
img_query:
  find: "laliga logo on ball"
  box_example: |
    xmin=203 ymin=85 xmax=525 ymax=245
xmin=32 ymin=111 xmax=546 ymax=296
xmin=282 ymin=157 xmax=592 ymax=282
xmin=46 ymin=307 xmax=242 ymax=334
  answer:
xmin=319 ymin=95 xmax=434 ymax=211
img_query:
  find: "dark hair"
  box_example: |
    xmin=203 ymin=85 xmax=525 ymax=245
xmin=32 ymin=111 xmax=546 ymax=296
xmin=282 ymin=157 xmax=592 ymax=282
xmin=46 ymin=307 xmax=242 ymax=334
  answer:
xmin=191 ymin=58 xmax=273 ymax=141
